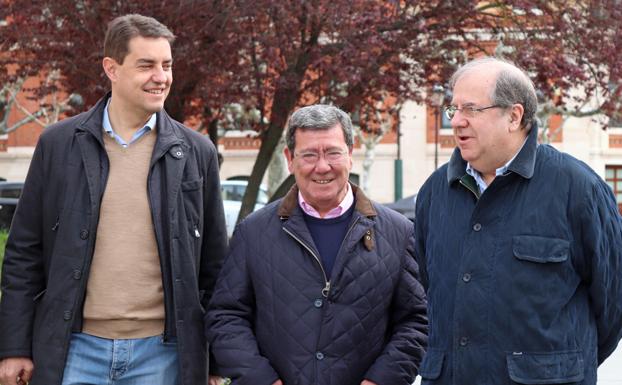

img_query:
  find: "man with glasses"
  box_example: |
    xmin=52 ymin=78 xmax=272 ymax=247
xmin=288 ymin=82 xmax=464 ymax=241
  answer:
xmin=415 ymin=57 xmax=622 ymax=384
xmin=206 ymin=104 xmax=428 ymax=385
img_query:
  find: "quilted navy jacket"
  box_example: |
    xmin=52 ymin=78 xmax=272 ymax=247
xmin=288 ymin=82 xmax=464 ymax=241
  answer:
xmin=415 ymin=124 xmax=622 ymax=385
xmin=206 ymin=185 xmax=428 ymax=385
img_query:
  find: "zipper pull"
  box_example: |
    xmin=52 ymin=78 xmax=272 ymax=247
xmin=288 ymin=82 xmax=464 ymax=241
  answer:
xmin=52 ymin=217 xmax=60 ymax=232
xmin=193 ymin=225 xmax=200 ymax=238
xmin=321 ymin=281 xmax=331 ymax=298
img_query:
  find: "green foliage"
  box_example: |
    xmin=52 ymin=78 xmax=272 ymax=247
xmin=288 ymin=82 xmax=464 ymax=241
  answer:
xmin=0 ymin=228 xmax=7 ymax=274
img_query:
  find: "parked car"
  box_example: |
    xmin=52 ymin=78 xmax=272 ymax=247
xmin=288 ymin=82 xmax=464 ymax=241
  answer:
xmin=385 ymin=194 xmax=416 ymax=222
xmin=221 ymin=180 xmax=269 ymax=237
xmin=0 ymin=182 xmax=24 ymax=229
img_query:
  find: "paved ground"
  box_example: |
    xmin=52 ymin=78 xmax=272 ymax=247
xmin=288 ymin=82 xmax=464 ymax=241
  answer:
xmin=413 ymin=343 xmax=622 ymax=384
xmin=599 ymin=343 xmax=622 ymax=384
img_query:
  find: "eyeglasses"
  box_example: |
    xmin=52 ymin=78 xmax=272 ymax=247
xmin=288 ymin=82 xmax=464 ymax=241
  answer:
xmin=444 ymin=105 xmax=503 ymax=120
xmin=294 ymin=149 xmax=348 ymax=165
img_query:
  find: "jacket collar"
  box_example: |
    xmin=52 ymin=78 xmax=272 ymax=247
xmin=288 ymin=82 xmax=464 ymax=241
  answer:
xmin=76 ymin=92 xmax=184 ymax=154
xmin=277 ymin=183 xmax=377 ymax=219
xmin=447 ymin=121 xmax=539 ymax=185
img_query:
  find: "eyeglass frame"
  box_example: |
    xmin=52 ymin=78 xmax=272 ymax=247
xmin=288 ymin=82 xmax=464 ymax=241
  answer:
xmin=293 ymin=148 xmax=349 ymax=166
xmin=444 ymin=104 xmax=506 ymax=120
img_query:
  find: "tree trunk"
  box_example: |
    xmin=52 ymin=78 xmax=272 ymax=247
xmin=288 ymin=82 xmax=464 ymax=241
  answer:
xmin=267 ymin=137 xmax=287 ymax=197
xmin=237 ymin=70 xmax=305 ymax=222
xmin=361 ymin=142 xmax=375 ymax=194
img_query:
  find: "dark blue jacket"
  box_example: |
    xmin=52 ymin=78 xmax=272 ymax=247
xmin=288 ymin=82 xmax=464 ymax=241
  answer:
xmin=0 ymin=95 xmax=228 ymax=385
xmin=206 ymin=185 xmax=428 ymax=385
xmin=415 ymin=124 xmax=622 ymax=385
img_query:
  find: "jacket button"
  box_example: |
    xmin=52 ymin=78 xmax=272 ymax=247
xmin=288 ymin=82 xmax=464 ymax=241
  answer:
xmin=79 ymin=229 xmax=89 ymax=239
xmin=72 ymin=269 xmax=82 ymax=280
xmin=63 ymin=310 xmax=72 ymax=321
xmin=462 ymin=273 xmax=471 ymax=283
xmin=314 ymin=299 xmax=323 ymax=308
xmin=472 ymin=223 xmax=482 ymax=232
xmin=459 ymin=336 xmax=469 ymax=346
xmin=315 ymin=352 xmax=324 ymax=360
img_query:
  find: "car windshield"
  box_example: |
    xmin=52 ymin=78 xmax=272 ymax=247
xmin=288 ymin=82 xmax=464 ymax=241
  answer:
xmin=221 ymin=184 xmax=245 ymax=202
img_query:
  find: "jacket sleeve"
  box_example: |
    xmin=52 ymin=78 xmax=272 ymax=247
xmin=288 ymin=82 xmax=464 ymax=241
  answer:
xmin=205 ymin=223 xmax=279 ymax=385
xmin=198 ymin=140 xmax=229 ymax=309
xmin=0 ymin=140 xmax=46 ymax=359
xmin=581 ymin=180 xmax=622 ymax=364
xmin=364 ymin=225 xmax=428 ymax=385
xmin=414 ymin=191 xmax=429 ymax=291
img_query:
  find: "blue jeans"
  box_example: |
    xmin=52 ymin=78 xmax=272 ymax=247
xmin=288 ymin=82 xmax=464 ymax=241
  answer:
xmin=61 ymin=333 xmax=179 ymax=385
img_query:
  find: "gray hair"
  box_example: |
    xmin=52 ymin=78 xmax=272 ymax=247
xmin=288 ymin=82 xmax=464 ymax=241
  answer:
xmin=449 ymin=57 xmax=538 ymax=130
xmin=285 ymin=104 xmax=354 ymax=152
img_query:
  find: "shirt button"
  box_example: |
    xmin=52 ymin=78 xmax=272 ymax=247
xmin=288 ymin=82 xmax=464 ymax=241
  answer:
xmin=63 ymin=310 xmax=72 ymax=321
xmin=72 ymin=269 xmax=82 ymax=280
xmin=315 ymin=352 xmax=325 ymax=360
xmin=462 ymin=273 xmax=471 ymax=283
xmin=459 ymin=336 xmax=469 ymax=346
xmin=79 ymin=229 xmax=89 ymax=239
xmin=314 ymin=299 xmax=323 ymax=308
xmin=473 ymin=223 xmax=482 ymax=232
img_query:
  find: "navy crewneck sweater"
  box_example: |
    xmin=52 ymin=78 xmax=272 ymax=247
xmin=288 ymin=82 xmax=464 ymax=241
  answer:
xmin=303 ymin=204 xmax=355 ymax=278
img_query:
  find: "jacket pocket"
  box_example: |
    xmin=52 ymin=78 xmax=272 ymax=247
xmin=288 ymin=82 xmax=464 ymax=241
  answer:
xmin=181 ymin=177 xmax=203 ymax=192
xmin=506 ymin=351 xmax=584 ymax=384
xmin=512 ymin=235 xmax=569 ymax=263
xmin=181 ymin=178 xmax=204 ymax=236
xmin=419 ymin=348 xmax=445 ymax=380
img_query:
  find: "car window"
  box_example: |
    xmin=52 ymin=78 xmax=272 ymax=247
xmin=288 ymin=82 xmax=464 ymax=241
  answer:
xmin=0 ymin=187 xmax=22 ymax=199
xmin=221 ymin=184 xmax=245 ymax=202
xmin=257 ymin=189 xmax=269 ymax=205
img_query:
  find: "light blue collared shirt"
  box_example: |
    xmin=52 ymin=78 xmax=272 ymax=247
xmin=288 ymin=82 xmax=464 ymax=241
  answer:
xmin=466 ymin=138 xmax=528 ymax=194
xmin=102 ymin=98 xmax=156 ymax=147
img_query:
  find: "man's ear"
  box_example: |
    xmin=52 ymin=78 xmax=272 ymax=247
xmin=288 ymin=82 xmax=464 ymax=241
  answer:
xmin=508 ymin=103 xmax=525 ymax=132
xmin=284 ymin=146 xmax=294 ymax=174
xmin=102 ymin=57 xmax=118 ymax=83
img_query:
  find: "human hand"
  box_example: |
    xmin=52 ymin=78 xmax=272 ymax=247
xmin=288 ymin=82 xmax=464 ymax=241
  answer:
xmin=208 ymin=375 xmax=222 ymax=385
xmin=361 ymin=380 xmax=378 ymax=385
xmin=272 ymin=380 xmax=283 ymax=385
xmin=0 ymin=357 xmax=34 ymax=385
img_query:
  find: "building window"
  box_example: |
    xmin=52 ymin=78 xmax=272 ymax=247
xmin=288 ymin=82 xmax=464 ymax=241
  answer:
xmin=441 ymin=107 xmax=452 ymax=129
xmin=605 ymin=166 xmax=622 ymax=213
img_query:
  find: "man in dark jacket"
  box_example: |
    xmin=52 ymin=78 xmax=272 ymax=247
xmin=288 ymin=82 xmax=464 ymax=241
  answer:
xmin=0 ymin=14 xmax=227 ymax=385
xmin=415 ymin=57 xmax=622 ymax=384
xmin=206 ymin=104 xmax=428 ymax=385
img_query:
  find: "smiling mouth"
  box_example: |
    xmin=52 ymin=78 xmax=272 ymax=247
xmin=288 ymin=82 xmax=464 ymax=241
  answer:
xmin=314 ymin=179 xmax=333 ymax=184
xmin=145 ymin=89 xmax=165 ymax=95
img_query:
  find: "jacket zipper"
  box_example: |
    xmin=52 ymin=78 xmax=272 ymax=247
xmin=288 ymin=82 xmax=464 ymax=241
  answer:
xmin=283 ymin=226 xmax=329 ymax=384
xmin=282 ymin=227 xmax=330 ymax=297
xmin=51 ymin=216 xmax=60 ymax=231
xmin=147 ymin=165 xmax=171 ymax=341
xmin=283 ymin=215 xmax=361 ymax=383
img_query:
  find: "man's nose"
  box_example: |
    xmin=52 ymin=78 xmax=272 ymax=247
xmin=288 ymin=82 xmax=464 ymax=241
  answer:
xmin=451 ymin=112 xmax=468 ymax=129
xmin=314 ymin=155 xmax=332 ymax=172
xmin=152 ymin=67 xmax=168 ymax=83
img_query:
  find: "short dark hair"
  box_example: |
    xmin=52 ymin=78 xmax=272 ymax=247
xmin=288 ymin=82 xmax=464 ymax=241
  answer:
xmin=104 ymin=14 xmax=175 ymax=64
xmin=286 ymin=104 xmax=354 ymax=152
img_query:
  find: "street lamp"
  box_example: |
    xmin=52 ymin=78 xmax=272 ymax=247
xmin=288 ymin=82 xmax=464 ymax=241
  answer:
xmin=429 ymin=84 xmax=445 ymax=170
xmin=394 ymin=109 xmax=402 ymax=201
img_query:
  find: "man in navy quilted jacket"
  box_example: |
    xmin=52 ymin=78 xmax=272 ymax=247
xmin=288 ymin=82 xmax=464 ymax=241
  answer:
xmin=206 ymin=104 xmax=428 ymax=385
xmin=415 ymin=57 xmax=622 ymax=384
